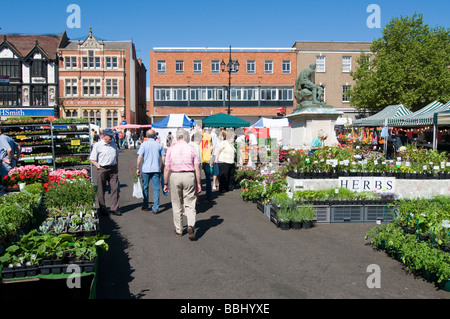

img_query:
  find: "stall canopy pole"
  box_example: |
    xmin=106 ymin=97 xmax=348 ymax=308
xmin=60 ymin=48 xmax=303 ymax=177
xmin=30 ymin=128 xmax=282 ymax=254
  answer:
xmin=433 ymin=125 xmax=438 ymax=150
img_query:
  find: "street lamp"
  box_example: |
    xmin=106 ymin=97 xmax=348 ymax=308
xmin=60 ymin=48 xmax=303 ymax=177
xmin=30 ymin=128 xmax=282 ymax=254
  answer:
xmin=221 ymin=46 xmax=239 ymax=115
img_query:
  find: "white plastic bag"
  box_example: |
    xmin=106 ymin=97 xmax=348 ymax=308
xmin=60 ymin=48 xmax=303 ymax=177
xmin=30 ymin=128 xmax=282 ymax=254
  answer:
xmin=132 ymin=178 xmax=143 ymax=199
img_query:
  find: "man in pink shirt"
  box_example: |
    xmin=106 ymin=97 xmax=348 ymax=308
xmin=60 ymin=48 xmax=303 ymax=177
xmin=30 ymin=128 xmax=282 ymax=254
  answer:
xmin=163 ymin=129 xmax=201 ymax=241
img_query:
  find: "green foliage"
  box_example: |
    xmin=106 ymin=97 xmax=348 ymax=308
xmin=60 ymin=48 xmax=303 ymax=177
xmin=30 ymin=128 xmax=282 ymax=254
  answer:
xmin=0 ymin=230 xmax=109 ymax=267
xmin=44 ymin=179 xmax=96 ymax=208
xmin=350 ymin=13 xmax=450 ymax=112
xmin=0 ymin=188 xmax=43 ymax=238
xmin=366 ymin=221 xmax=450 ymax=284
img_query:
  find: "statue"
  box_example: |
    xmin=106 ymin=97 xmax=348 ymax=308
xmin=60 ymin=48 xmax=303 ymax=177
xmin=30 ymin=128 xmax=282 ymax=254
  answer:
xmin=294 ymin=63 xmax=326 ymax=110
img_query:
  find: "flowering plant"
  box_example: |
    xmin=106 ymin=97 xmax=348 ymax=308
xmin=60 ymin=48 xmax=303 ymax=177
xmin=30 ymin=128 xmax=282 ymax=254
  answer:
xmin=44 ymin=168 xmax=89 ymax=191
xmin=3 ymin=165 xmax=49 ymax=186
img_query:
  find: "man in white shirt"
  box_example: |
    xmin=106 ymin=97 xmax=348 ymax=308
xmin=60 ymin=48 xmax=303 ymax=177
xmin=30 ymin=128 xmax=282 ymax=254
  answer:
xmin=90 ymin=128 xmax=121 ymax=216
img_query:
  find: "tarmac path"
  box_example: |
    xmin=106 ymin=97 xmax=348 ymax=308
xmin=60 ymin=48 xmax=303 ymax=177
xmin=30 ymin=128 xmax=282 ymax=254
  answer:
xmin=95 ymin=147 xmax=449 ymax=300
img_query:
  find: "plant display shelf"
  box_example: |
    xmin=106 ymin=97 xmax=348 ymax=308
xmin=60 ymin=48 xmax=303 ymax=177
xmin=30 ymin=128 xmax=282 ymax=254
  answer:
xmin=257 ymin=199 xmax=394 ymax=228
xmin=1 ymin=121 xmax=92 ymax=174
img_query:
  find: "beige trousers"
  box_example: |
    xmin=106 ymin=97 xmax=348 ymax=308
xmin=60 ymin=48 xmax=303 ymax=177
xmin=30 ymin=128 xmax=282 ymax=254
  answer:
xmin=169 ymin=172 xmax=197 ymax=234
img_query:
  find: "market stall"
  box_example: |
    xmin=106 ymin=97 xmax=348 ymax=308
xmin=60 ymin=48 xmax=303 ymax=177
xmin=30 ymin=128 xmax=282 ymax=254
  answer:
xmin=251 ymin=117 xmax=290 ymax=146
xmin=201 ymin=112 xmax=250 ymax=128
xmin=151 ymin=114 xmax=194 ymax=147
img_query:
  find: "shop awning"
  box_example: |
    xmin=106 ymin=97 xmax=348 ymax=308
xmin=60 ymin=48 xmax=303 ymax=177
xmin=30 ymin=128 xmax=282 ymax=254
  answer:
xmin=352 ymin=104 xmax=412 ymax=127
xmin=389 ymin=101 xmax=450 ymax=127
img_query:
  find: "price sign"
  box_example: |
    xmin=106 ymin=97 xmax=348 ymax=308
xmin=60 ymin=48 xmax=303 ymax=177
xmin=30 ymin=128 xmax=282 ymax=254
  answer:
xmin=71 ymin=140 xmax=81 ymax=146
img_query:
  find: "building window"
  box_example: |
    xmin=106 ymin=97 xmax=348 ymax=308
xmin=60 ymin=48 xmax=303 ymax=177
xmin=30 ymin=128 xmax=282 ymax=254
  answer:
xmin=175 ymin=60 xmax=184 ymax=74
xmin=157 ymin=60 xmax=166 ymax=73
xmin=342 ymin=56 xmax=352 ymax=72
xmin=264 ymin=60 xmax=273 ymax=74
xmin=260 ymin=87 xmax=293 ymax=101
xmin=82 ymin=79 xmax=101 ymax=97
xmin=316 ymin=56 xmax=326 ymax=72
xmin=65 ymin=79 xmax=78 ymax=97
xmin=193 ymin=60 xmax=202 ymax=74
xmin=82 ymin=51 xmax=101 ymax=69
xmin=282 ymin=60 xmax=291 ymax=74
xmin=64 ymin=57 xmax=77 ymax=69
xmin=0 ymin=60 xmax=22 ymax=80
xmin=247 ymin=60 xmax=256 ymax=74
xmin=190 ymin=87 xmax=223 ymax=101
xmin=0 ymin=85 xmax=20 ymax=106
xmin=105 ymin=57 xmax=118 ymax=69
xmin=154 ymin=87 xmax=188 ymax=101
xmin=84 ymin=110 xmax=101 ymax=126
xmin=31 ymin=85 xmax=47 ymax=106
xmin=106 ymin=79 xmax=118 ymax=97
xmin=211 ymin=60 xmax=220 ymax=74
xmin=31 ymin=60 xmax=47 ymax=78
xmin=107 ymin=110 xmax=119 ymax=127
xmin=342 ymin=85 xmax=351 ymax=102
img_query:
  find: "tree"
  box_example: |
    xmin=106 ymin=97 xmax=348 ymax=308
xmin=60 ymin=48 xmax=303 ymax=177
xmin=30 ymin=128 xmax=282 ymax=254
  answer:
xmin=350 ymin=13 xmax=450 ymax=113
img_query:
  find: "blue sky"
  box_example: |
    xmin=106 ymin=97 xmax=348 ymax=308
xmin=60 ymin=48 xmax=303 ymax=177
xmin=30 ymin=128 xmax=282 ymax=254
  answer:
xmin=1 ymin=0 xmax=448 ymax=68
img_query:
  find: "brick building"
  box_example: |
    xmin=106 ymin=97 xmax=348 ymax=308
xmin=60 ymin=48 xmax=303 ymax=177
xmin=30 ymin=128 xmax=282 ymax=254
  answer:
xmin=58 ymin=28 xmax=147 ymax=129
xmin=0 ymin=33 xmax=63 ymax=117
xmin=293 ymin=41 xmax=372 ymax=117
xmin=148 ymin=47 xmax=297 ymax=123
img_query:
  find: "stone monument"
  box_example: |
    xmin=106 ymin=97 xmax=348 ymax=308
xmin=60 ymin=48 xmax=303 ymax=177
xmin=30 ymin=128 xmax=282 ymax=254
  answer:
xmin=286 ymin=63 xmax=342 ymax=148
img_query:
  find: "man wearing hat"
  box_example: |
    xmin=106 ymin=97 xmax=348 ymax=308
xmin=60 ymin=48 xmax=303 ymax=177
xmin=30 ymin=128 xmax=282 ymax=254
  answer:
xmin=90 ymin=128 xmax=121 ymax=216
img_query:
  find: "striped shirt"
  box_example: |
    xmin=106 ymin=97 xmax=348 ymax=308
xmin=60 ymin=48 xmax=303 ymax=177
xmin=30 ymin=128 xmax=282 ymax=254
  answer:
xmin=165 ymin=140 xmax=199 ymax=172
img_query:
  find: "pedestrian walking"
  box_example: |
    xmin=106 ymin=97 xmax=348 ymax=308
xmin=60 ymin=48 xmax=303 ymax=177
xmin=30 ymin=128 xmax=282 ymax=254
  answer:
xmin=89 ymin=128 xmax=121 ymax=216
xmin=215 ymin=130 xmax=236 ymax=193
xmin=118 ymin=131 xmax=123 ymax=149
xmin=136 ymin=129 xmax=166 ymax=214
xmin=166 ymin=132 xmax=173 ymax=148
xmin=201 ymin=127 xmax=213 ymax=200
xmin=132 ymin=131 xmax=138 ymax=149
xmin=210 ymin=128 xmax=220 ymax=190
xmin=125 ymin=130 xmax=132 ymax=149
xmin=163 ymin=129 xmax=201 ymax=241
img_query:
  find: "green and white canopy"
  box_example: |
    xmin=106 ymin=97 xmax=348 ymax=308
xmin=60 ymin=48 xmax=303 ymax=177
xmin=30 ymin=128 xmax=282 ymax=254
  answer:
xmin=433 ymin=101 xmax=450 ymax=126
xmin=352 ymin=104 xmax=412 ymax=127
xmin=389 ymin=101 xmax=450 ymax=127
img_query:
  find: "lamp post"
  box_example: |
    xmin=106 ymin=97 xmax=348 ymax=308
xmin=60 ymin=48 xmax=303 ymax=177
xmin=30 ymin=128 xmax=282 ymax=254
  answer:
xmin=221 ymin=46 xmax=239 ymax=115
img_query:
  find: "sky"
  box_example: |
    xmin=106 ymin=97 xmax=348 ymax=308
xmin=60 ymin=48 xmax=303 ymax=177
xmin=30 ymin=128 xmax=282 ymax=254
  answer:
xmin=1 ymin=0 xmax=448 ymax=70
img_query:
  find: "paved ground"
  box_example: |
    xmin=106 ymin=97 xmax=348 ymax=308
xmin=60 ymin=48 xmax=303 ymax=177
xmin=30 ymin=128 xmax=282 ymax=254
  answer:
xmin=95 ymin=147 xmax=449 ymax=299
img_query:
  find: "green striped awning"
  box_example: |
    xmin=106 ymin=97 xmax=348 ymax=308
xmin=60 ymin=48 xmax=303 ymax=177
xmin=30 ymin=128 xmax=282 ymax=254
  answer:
xmin=389 ymin=101 xmax=450 ymax=127
xmin=352 ymin=104 xmax=412 ymax=127
xmin=434 ymin=101 xmax=450 ymax=125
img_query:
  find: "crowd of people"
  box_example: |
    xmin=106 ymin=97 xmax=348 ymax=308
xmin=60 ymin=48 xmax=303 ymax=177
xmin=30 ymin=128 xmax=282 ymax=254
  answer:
xmin=90 ymin=125 xmax=257 ymax=242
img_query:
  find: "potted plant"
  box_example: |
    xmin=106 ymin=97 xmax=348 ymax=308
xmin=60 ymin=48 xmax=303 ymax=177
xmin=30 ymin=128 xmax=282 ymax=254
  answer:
xmin=290 ymin=205 xmax=303 ymax=230
xmin=276 ymin=205 xmax=291 ymax=230
xmin=299 ymin=205 xmax=316 ymax=229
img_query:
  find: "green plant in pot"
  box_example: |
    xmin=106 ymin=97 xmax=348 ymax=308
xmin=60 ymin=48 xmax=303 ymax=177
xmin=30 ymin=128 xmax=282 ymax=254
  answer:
xmin=277 ymin=205 xmax=292 ymax=230
xmin=299 ymin=205 xmax=315 ymax=229
xmin=290 ymin=204 xmax=304 ymax=230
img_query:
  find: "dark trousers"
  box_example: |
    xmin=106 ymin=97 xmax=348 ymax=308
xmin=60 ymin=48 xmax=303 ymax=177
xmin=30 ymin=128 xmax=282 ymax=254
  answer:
xmin=218 ymin=162 xmax=235 ymax=193
xmin=96 ymin=165 xmax=120 ymax=212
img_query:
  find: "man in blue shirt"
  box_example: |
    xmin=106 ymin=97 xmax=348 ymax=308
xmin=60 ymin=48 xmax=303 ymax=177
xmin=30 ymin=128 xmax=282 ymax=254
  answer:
xmin=0 ymin=128 xmax=21 ymax=179
xmin=136 ymin=129 xmax=165 ymax=214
